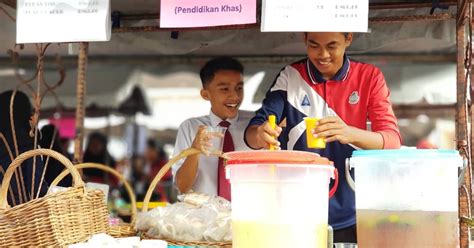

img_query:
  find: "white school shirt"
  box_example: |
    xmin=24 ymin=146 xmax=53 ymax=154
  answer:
xmin=172 ymin=110 xmax=254 ymax=195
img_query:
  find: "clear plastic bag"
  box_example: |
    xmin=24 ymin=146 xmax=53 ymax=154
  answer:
xmin=137 ymin=193 xmax=232 ymax=242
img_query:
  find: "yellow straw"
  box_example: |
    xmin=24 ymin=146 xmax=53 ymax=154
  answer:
xmin=268 ymin=115 xmax=277 ymax=174
xmin=268 ymin=115 xmax=276 ymax=151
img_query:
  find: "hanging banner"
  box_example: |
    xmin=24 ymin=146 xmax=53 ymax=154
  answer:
xmin=17 ymin=0 xmax=111 ymax=43
xmin=160 ymin=0 xmax=256 ymax=28
xmin=261 ymin=0 xmax=368 ymax=32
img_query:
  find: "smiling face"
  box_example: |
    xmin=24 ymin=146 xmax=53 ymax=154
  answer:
xmin=200 ymin=70 xmax=244 ymax=120
xmin=305 ymin=32 xmax=353 ymax=80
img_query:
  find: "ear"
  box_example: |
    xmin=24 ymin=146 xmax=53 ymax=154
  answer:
xmin=345 ymin=33 xmax=353 ymax=47
xmin=200 ymin=88 xmax=210 ymax=101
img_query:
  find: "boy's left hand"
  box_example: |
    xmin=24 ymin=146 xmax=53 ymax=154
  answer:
xmin=192 ymin=125 xmax=213 ymax=155
xmin=313 ymin=116 xmax=355 ymax=144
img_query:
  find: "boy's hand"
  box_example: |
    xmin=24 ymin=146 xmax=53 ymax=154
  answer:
xmin=256 ymin=121 xmax=282 ymax=149
xmin=313 ymin=116 xmax=355 ymax=144
xmin=191 ymin=125 xmax=224 ymax=156
xmin=191 ymin=125 xmax=213 ymax=155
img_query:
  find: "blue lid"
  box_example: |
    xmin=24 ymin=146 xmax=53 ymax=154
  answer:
xmin=352 ymin=149 xmax=460 ymax=158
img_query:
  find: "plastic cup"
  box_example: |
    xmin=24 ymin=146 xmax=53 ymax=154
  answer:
xmin=206 ymin=126 xmax=227 ymax=155
xmin=334 ymin=243 xmax=357 ymax=248
xmin=304 ymin=117 xmax=326 ymax=149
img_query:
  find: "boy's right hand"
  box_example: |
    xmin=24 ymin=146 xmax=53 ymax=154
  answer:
xmin=256 ymin=121 xmax=282 ymax=149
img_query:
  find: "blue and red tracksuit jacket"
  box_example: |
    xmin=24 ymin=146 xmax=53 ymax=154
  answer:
xmin=246 ymin=55 xmax=401 ymax=230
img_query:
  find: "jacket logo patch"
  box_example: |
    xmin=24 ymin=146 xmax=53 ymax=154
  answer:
xmin=349 ymin=91 xmax=359 ymax=105
xmin=301 ymin=95 xmax=311 ymax=106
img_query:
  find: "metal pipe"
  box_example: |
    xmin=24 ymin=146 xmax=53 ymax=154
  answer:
xmin=369 ymin=13 xmax=454 ymax=24
xmin=120 ymin=13 xmax=160 ymax=21
xmin=393 ymin=103 xmax=456 ymax=118
xmin=369 ymin=1 xmax=457 ymax=9
xmin=0 ymin=54 xmax=457 ymax=67
xmin=113 ymin=23 xmax=259 ymax=33
xmin=112 ymin=12 xmax=454 ymax=33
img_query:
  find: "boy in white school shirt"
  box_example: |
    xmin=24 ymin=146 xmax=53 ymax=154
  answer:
xmin=172 ymin=57 xmax=253 ymax=201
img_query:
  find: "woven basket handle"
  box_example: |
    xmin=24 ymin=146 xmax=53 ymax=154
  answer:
xmin=0 ymin=148 xmax=84 ymax=209
xmin=142 ymin=148 xmax=202 ymax=213
xmin=50 ymin=163 xmax=137 ymax=225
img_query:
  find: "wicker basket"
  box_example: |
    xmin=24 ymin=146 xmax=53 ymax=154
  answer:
xmin=0 ymin=149 xmax=109 ymax=246
xmin=51 ymin=162 xmax=137 ymax=238
xmin=140 ymin=148 xmax=232 ymax=247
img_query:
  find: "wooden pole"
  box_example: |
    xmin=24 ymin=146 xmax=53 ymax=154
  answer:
xmin=73 ymin=42 xmax=88 ymax=164
xmin=456 ymin=0 xmax=472 ymax=246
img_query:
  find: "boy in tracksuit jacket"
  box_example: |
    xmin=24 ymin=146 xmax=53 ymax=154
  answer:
xmin=245 ymin=32 xmax=402 ymax=243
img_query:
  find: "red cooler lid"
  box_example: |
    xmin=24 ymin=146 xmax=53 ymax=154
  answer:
xmin=224 ymin=150 xmax=333 ymax=165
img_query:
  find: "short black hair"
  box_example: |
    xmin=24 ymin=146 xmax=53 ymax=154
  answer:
xmin=199 ymin=56 xmax=243 ymax=87
xmin=147 ymin=138 xmax=157 ymax=149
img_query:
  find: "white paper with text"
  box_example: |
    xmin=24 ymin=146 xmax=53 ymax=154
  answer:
xmin=262 ymin=0 xmax=368 ymax=32
xmin=17 ymin=0 xmax=111 ymax=43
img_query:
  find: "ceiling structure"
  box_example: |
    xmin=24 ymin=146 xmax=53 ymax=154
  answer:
xmin=0 ymin=0 xmax=459 ymax=57
xmin=0 ymin=0 xmax=463 ymax=124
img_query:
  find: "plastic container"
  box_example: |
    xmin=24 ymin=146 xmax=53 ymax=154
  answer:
xmin=225 ymin=150 xmax=338 ymax=248
xmin=348 ymin=149 xmax=462 ymax=248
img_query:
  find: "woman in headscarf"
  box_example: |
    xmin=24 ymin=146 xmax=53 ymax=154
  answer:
xmin=0 ymin=90 xmax=48 ymax=206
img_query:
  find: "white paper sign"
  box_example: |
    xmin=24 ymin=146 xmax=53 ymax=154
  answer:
xmin=17 ymin=0 xmax=111 ymax=43
xmin=261 ymin=0 xmax=368 ymax=32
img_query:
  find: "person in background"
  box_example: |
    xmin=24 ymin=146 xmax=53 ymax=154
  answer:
xmin=39 ymin=124 xmax=72 ymax=187
xmin=59 ymin=137 xmax=73 ymax=160
xmin=245 ymin=32 xmax=402 ymax=243
xmin=172 ymin=57 xmax=253 ymax=201
xmin=144 ymin=139 xmax=171 ymax=201
xmin=82 ymin=132 xmax=116 ymax=184
xmin=0 ymin=90 xmax=48 ymax=206
xmin=121 ymin=155 xmax=160 ymax=203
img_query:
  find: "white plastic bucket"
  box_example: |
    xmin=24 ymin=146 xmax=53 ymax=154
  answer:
xmin=349 ymin=149 xmax=462 ymax=248
xmin=226 ymin=150 xmax=337 ymax=248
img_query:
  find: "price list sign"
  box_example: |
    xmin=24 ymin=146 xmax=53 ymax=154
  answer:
xmin=261 ymin=0 xmax=368 ymax=32
xmin=17 ymin=0 xmax=111 ymax=43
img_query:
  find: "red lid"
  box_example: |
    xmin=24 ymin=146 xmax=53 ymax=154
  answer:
xmin=224 ymin=150 xmax=333 ymax=165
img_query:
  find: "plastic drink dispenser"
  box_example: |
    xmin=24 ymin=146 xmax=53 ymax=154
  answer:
xmin=225 ymin=150 xmax=338 ymax=248
xmin=349 ymin=150 xmax=462 ymax=248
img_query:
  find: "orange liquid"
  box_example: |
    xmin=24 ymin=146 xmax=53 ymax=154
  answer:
xmin=357 ymin=209 xmax=458 ymax=248
xmin=232 ymin=221 xmax=327 ymax=248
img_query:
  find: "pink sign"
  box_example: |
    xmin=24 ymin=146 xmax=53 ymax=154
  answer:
xmin=160 ymin=0 xmax=256 ymax=28
xmin=49 ymin=118 xmax=75 ymax=139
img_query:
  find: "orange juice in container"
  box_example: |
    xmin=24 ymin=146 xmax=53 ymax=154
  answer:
xmin=225 ymin=150 xmax=338 ymax=248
